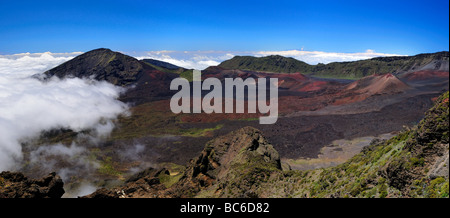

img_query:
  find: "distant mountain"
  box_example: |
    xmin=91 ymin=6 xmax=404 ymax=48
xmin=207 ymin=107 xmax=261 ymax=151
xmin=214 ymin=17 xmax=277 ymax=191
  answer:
xmin=141 ymin=58 xmax=194 ymax=81
xmin=42 ymin=48 xmax=189 ymax=104
xmin=218 ymin=51 xmax=449 ymax=79
xmin=141 ymin=59 xmax=182 ymax=70
xmin=44 ymin=48 xmax=144 ymax=86
xmin=218 ymin=55 xmax=312 ymax=74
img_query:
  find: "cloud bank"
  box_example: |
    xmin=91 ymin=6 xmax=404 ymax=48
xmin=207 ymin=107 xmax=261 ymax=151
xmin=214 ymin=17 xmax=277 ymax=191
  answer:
xmin=132 ymin=49 xmax=405 ymax=70
xmin=254 ymin=49 xmax=405 ymax=65
xmin=0 ymin=52 xmax=128 ymax=171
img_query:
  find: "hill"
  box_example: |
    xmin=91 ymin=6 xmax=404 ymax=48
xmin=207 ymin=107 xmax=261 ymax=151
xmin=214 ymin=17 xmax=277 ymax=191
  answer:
xmin=218 ymin=51 xmax=449 ymax=79
xmin=218 ymin=55 xmax=312 ymax=74
xmin=141 ymin=59 xmax=182 ymax=70
xmin=43 ymin=48 xmax=184 ymax=104
xmin=345 ymin=73 xmax=411 ymax=95
xmin=141 ymin=58 xmax=194 ymax=81
xmin=44 ymin=48 xmax=144 ymax=86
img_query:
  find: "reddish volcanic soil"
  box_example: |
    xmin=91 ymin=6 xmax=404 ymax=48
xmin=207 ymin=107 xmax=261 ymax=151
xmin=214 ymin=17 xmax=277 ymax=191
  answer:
xmin=109 ymin=68 xmax=449 ymax=167
xmin=330 ymin=73 xmax=411 ymax=105
xmin=174 ymin=70 xmax=447 ymax=161
xmin=400 ymin=70 xmax=449 ymax=81
xmin=119 ymin=63 xmax=179 ymax=105
xmin=298 ymin=81 xmax=328 ymax=92
xmin=134 ymin=92 xmax=438 ymax=164
xmin=167 ymin=72 xmax=446 ymax=123
xmin=345 ymin=73 xmax=410 ymax=94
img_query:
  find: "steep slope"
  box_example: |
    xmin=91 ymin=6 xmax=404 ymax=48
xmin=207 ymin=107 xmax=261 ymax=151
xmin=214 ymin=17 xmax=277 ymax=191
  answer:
xmin=141 ymin=59 xmax=182 ymax=70
xmin=43 ymin=48 xmax=180 ymax=104
xmin=258 ymin=91 xmax=449 ymax=198
xmin=44 ymin=48 xmax=144 ymax=86
xmin=168 ymin=126 xmax=282 ymax=198
xmin=141 ymin=58 xmax=194 ymax=81
xmin=399 ymin=70 xmax=449 ymax=83
xmin=218 ymin=51 xmax=449 ymax=79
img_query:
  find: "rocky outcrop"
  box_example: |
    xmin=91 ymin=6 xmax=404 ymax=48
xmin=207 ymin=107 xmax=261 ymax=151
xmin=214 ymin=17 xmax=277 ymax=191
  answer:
xmin=125 ymin=168 xmax=169 ymax=183
xmin=168 ymin=126 xmax=282 ymax=198
xmin=80 ymin=188 xmax=120 ymax=198
xmin=428 ymin=149 xmax=449 ymax=179
xmin=0 ymin=172 xmax=65 ymax=198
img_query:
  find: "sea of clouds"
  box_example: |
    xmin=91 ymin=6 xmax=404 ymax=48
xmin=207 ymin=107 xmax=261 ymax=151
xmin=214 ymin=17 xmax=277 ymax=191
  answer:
xmin=0 ymin=52 xmax=129 ymax=171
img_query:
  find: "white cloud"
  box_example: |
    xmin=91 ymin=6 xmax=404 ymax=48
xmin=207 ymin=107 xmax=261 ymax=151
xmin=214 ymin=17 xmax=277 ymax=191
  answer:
xmin=0 ymin=52 xmax=82 ymax=78
xmin=130 ymin=50 xmax=406 ymax=70
xmin=134 ymin=52 xmax=224 ymax=70
xmin=254 ymin=50 xmax=405 ymax=64
xmin=27 ymin=142 xmax=102 ymax=195
xmin=0 ymin=52 xmax=128 ymax=171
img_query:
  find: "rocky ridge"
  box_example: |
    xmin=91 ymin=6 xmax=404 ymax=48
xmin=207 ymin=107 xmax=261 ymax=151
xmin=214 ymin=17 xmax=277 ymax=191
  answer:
xmin=0 ymin=172 xmax=65 ymax=198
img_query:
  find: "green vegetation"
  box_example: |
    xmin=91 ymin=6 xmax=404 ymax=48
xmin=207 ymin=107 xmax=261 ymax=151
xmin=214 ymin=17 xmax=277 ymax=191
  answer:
xmin=218 ymin=52 xmax=449 ymax=79
xmin=111 ymin=101 xmax=224 ymax=139
xmin=219 ymin=55 xmax=312 ymax=74
xmin=179 ymin=69 xmax=193 ymax=82
xmin=157 ymin=162 xmax=186 ymax=174
xmin=111 ymin=102 xmax=179 ymax=139
xmin=159 ymin=173 xmax=183 ymax=188
xmin=238 ymin=117 xmax=259 ymax=122
xmin=277 ymin=91 xmax=448 ymax=198
xmin=156 ymin=162 xmax=186 ymax=188
xmin=98 ymin=157 xmax=122 ymax=177
xmin=180 ymin=124 xmax=223 ymax=137
xmin=107 ymin=54 xmax=117 ymax=64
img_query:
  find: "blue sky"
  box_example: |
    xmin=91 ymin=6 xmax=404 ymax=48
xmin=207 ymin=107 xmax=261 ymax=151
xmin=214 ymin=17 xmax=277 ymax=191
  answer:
xmin=0 ymin=0 xmax=448 ymax=55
